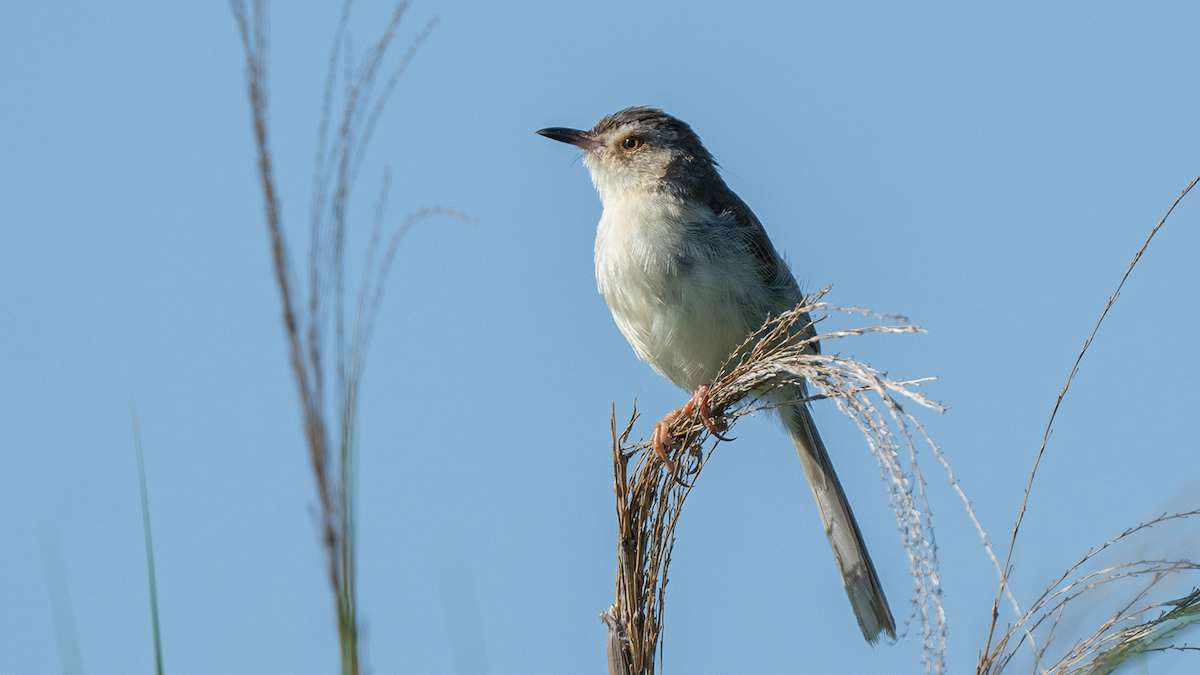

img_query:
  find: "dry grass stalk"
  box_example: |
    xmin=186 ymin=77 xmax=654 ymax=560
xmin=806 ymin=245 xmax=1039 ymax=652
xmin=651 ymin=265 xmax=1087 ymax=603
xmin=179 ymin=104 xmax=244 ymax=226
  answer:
xmin=607 ymin=290 xmax=950 ymax=674
xmin=231 ymin=2 xmax=438 ymax=673
xmin=1080 ymin=587 xmax=1200 ymax=675
xmin=976 ymin=174 xmax=1200 ymax=675
xmin=977 ymin=511 xmax=1200 ymax=675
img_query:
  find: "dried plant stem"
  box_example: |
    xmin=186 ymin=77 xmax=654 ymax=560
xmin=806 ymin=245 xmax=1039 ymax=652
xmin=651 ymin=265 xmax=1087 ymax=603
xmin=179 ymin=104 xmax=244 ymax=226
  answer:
xmin=231 ymin=2 xmax=438 ymax=673
xmin=607 ymin=291 xmax=949 ymax=673
xmin=1079 ymin=589 xmax=1200 ymax=675
xmin=608 ymin=408 xmax=713 ymax=675
xmin=977 ymin=174 xmax=1200 ymax=675
xmin=978 ymin=510 xmax=1200 ymax=675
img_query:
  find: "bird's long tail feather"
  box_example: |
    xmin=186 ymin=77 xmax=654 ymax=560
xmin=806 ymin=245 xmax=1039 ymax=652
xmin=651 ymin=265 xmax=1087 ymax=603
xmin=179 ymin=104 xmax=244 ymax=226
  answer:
xmin=783 ymin=399 xmax=895 ymax=643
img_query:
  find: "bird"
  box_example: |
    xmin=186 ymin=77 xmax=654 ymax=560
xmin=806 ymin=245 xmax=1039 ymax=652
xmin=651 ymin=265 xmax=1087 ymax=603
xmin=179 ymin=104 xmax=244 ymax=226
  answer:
xmin=537 ymin=106 xmax=895 ymax=643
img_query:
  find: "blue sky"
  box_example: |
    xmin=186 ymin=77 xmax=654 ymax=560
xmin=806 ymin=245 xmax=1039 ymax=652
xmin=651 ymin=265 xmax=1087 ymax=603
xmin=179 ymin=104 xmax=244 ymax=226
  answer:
xmin=2 ymin=1 xmax=1199 ymax=673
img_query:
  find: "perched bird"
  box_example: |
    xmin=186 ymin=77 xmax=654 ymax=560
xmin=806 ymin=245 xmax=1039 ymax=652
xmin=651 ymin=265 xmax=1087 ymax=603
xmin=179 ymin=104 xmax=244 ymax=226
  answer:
xmin=537 ymin=106 xmax=895 ymax=643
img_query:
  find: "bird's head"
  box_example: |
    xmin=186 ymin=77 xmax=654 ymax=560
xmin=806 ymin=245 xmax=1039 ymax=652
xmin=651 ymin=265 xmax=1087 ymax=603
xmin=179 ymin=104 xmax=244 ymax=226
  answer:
xmin=537 ymin=106 xmax=718 ymax=203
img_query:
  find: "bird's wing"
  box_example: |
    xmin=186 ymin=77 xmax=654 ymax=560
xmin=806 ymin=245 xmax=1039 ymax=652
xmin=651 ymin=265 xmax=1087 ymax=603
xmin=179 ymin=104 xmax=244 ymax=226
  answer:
xmin=705 ymin=187 xmax=821 ymax=354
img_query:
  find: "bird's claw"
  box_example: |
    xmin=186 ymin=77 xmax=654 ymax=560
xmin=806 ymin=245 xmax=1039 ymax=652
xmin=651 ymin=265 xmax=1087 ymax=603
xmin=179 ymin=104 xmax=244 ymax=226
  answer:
xmin=651 ymin=411 xmax=681 ymax=473
xmin=684 ymin=384 xmax=729 ymax=438
xmin=651 ymin=383 xmax=735 ymax=477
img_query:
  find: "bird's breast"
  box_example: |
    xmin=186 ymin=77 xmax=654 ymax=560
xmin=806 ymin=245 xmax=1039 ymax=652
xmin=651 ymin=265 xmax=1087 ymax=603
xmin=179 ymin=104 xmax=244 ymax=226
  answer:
xmin=594 ymin=194 xmax=764 ymax=391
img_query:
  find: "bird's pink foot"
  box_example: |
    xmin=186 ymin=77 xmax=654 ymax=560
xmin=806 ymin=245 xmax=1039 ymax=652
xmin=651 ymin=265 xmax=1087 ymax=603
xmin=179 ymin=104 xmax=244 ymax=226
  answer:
xmin=651 ymin=408 xmax=683 ymax=473
xmin=682 ymin=384 xmax=728 ymax=437
xmin=651 ymin=384 xmax=731 ymax=474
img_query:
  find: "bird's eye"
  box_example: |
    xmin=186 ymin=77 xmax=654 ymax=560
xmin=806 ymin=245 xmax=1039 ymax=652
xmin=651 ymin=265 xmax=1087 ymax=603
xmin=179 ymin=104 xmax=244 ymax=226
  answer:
xmin=622 ymin=136 xmax=643 ymax=150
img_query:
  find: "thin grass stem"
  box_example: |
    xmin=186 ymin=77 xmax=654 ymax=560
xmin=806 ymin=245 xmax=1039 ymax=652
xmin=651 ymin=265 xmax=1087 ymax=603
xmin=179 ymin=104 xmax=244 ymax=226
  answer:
xmin=130 ymin=401 xmax=165 ymax=675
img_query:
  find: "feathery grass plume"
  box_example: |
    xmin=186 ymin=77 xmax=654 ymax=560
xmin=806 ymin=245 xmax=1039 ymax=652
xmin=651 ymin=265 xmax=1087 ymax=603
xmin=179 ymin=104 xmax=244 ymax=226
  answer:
xmin=231 ymin=2 xmax=441 ymax=673
xmin=607 ymin=289 xmax=950 ymax=674
xmin=977 ymin=174 xmax=1200 ymax=675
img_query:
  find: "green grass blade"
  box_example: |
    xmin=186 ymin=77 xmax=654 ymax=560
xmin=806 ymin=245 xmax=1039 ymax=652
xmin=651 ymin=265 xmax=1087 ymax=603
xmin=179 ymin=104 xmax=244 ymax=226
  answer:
xmin=131 ymin=402 xmax=165 ymax=675
xmin=39 ymin=533 xmax=83 ymax=675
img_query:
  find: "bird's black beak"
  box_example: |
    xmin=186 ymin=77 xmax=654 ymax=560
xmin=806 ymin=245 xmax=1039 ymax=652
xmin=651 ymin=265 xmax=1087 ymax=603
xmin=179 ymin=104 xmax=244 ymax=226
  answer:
xmin=536 ymin=126 xmax=601 ymax=151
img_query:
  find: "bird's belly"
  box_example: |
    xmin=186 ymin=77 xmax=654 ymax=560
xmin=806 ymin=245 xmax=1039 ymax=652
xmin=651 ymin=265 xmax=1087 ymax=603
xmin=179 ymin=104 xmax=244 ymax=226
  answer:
xmin=598 ymin=249 xmax=758 ymax=392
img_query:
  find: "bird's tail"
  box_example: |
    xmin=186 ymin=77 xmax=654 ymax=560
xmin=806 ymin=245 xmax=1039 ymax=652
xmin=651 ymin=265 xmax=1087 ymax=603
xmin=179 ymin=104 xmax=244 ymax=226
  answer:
xmin=783 ymin=399 xmax=895 ymax=643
